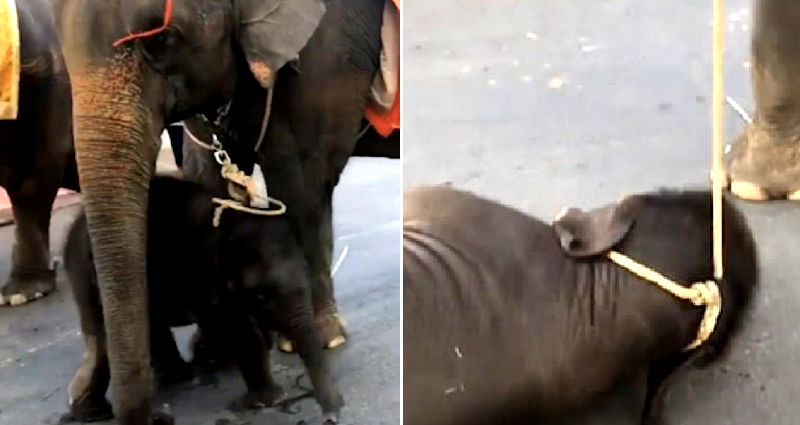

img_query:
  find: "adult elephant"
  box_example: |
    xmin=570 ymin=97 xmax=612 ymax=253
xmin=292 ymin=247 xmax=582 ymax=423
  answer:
xmin=351 ymin=125 xmax=400 ymax=158
xmin=726 ymin=0 xmax=800 ymax=200
xmin=54 ymin=0 xmax=384 ymax=423
xmin=0 ymin=0 xmax=77 ymax=306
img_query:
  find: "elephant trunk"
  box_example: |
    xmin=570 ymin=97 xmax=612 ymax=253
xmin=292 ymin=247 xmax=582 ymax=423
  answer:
xmin=69 ymin=54 xmax=160 ymax=422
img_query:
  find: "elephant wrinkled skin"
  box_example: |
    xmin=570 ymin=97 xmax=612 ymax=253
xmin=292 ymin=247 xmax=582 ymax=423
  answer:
xmin=403 ymin=185 xmax=758 ymax=425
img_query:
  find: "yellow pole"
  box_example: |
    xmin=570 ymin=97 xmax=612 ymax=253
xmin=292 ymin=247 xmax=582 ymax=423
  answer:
xmin=712 ymin=0 xmax=725 ymax=280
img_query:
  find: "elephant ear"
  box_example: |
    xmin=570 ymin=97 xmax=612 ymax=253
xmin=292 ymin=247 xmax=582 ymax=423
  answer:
xmin=236 ymin=0 xmax=327 ymax=88
xmin=552 ymin=197 xmax=641 ymax=258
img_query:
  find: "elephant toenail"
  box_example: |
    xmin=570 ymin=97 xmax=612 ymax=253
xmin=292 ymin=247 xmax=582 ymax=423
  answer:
xmin=326 ymin=335 xmax=346 ymax=349
xmin=279 ymin=340 xmax=295 ymax=353
xmin=9 ymin=294 xmax=27 ymax=306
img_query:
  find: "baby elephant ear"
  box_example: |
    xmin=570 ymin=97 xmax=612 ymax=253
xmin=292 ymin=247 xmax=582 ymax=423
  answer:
xmin=237 ymin=0 xmax=327 ymax=88
xmin=552 ymin=197 xmax=640 ymax=257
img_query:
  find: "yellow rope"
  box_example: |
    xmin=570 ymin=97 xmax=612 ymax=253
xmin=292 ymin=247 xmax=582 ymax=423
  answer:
xmin=211 ymin=197 xmax=287 ymax=228
xmin=606 ymin=251 xmax=721 ymax=351
xmin=712 ymin=0 xmax=725 ymax=280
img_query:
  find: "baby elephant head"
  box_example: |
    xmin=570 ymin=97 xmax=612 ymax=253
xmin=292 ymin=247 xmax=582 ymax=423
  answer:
xmin=552 ymin=190 xmax=759 ymax=363
xmin=216 ymin=215 xmax=312 ymax=316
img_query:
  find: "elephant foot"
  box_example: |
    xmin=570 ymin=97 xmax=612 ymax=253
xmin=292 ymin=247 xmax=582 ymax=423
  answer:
xmin=0 ymin=268 xmax=56 ymax=306
xmin=725 ymin=126 xmax=800 ymax=201
xmin=728 ymin=179 xmax=800 ymax=201
xmin=787 ymin=188 xmax=800 ymax=201
xmin=729 ymin=181 xmax=770 ymax=201
xmin=242 ymin=384 xmax=287 ymax=409
xmin=60 ymin=396 xmax=113 ymax=423
xmin=277 ymin=312 xmax=347 ymax=353
xmin=317 ymin=311 xmax=348 ymax=349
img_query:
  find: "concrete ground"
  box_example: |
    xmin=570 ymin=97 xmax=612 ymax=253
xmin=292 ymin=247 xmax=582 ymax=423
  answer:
xmin=405 ymin=0 xmax=800 ymax=424
xmin=0 ymin=151 xmax=400 ymax=424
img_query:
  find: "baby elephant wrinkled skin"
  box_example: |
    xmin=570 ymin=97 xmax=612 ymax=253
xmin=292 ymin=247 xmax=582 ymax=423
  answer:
xmin=403 ymin=185 xmax=758 ymax=425
xmin=62 ymin=177 xmax=343 ymax=424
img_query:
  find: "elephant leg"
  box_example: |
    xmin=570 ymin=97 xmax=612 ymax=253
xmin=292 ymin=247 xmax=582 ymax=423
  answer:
xmin=189 ymin=326 xmax=235 ymax=372
xmin=276 ymin=287 xmax=343 ymax=422
xmin=277 ymin=204 xmax=346 ymax=353
xmin=150 ymin=322 xmax=193 ymax=388
xmin=1 ymin=178 xmax=58 ymax=306
xmin=314 ymin=198 xmax=347 ymax=348
xmin=64 ymin=279 xmax=113 ymax=423
xmin=727 ymin=0 xmax=800 ymax=200
xmin=199 ymin=308 xmax=283 ymax=409
xmin=640 ymin=352 xmax=694 ymax=425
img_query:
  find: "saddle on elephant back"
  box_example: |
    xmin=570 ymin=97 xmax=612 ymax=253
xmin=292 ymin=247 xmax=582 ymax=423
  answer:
xmin=0 ymin=0 xmax=20 ymax=120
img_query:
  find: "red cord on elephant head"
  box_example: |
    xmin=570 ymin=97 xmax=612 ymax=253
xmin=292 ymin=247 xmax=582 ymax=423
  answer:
xmin=112 ymin=0 xmax=174 ymax=47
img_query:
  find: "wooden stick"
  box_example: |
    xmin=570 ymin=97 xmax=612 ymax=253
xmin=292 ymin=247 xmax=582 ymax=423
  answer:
xmin=712 ymin=0 xmax=725 ymax=280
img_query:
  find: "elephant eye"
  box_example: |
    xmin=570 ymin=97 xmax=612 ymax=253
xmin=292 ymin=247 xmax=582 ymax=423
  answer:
xmin=141 ymin=28 xmax=180 ymax=61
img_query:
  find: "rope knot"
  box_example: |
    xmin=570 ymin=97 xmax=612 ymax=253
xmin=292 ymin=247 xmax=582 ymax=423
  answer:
xmin=606 ymin=251 xmax=722 ymax=351
xmin=688 ymin=280 xmax=718 ymax=307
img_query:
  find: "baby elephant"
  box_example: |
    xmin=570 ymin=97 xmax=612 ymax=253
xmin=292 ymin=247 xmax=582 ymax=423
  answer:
xmin=403 ymin=185 xmax=758 ymax=425
xmin=63 ymin=177 xmax=343 ymax=424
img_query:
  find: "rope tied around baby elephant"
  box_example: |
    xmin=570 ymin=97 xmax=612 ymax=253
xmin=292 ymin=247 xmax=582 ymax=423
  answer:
xmin=211 ymin=197 xmax=286 ymax=227
xmin=184 ymin=128 xmax=287 ymax=227
xmin=606 ymin=251 xmax=721 ymax=351
xmin=209 ymin=147 xmax=287 ymax=227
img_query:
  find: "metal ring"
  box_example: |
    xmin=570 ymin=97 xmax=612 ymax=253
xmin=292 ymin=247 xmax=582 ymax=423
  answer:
xmin=214 ymin=150 xmax=230 ymax=165
xmin=211 ymin=134 xmax=223 ymax=150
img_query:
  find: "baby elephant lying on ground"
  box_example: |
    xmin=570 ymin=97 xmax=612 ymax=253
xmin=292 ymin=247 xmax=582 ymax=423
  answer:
xmin=63 ymin=177 xmax=343 ymax=424
xmin=403 ymin=185 xmax=758 ymax=425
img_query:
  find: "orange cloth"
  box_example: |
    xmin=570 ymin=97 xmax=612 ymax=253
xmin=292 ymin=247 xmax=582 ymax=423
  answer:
xmin=365 ymin=0 xmax=399 ymax=138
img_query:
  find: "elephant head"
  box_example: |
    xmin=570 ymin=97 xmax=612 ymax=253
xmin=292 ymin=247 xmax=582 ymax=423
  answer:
xmin=53 ymin=0 xmax=326 ymax=421
xmin=552 ymin=191 xmax=759 ymax=363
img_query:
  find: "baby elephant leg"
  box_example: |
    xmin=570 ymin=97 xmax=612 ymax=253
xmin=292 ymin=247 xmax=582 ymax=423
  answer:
xmin=63 ymin=287 xmax=113 ymax=422
xmin=189 ymin=327 xmax=235 ymax=372
xmin=199 ymin=308 xmax=284 ymax=409
xmin=150 ymin=322 xmax=194 ymax=388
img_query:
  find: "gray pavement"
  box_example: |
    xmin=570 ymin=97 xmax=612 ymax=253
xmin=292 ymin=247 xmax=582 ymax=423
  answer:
xmin=0 ymin=157 xmax=400 ymax=425
xmin=405 ymin=0 xmax=800 ymax=424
